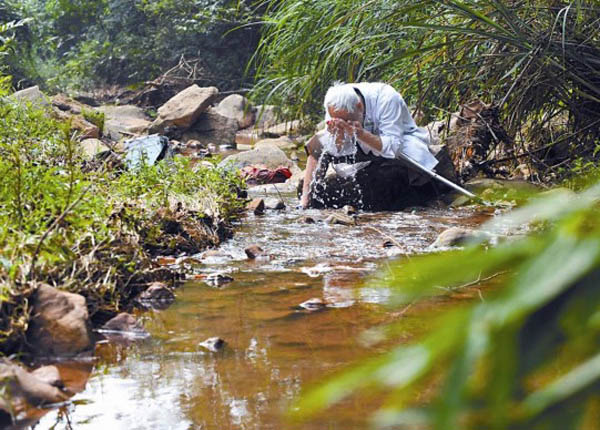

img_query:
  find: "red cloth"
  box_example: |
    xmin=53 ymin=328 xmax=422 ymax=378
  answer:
xmin=241 ymin=165 xmax=292 ymax=185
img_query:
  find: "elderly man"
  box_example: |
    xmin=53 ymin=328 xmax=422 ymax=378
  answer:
xmin=300 ymin=82 xmax=442 ymax=210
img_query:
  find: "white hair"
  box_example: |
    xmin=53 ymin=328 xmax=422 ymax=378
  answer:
xmin=323 ymin=81 xmax=361 ymax=113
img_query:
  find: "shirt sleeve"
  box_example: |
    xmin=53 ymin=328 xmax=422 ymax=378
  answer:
xmin=369 ymin=90 xmax=405 ymax=159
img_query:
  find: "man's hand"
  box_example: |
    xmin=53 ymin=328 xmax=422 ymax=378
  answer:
xmin=326 ymin=118 xmax=356 ymax=149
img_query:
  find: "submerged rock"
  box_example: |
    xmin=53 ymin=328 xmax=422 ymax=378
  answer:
xmin=136 ymin=282 xmax=175 ymax=308
xmin=101 ymin=313 xmax=147 ymax=336
xmin=325 ymin=213 xmax=356 ymax=226
xmin=27 ymin=284 xmax=92 ymax=357
xmin=198 ymin=337 xmax=226 ymax=352
xmin=264 ymin=197 xmax=285 ymax=210
xmin=431 ymin=227 xmax=493 ymax=248
xmin=298 ymin=298 xmax=327 ymax=311
xmin=204 ymin=273 xmax=235 ymax=287
xmin=244 ymin=244 xmax=265 ymax=259
xmin=247 ymin=198 xmax=265 ymax=215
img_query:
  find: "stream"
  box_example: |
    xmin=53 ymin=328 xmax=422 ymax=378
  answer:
xmin=30 ymin=188 xmax=498 ymax=430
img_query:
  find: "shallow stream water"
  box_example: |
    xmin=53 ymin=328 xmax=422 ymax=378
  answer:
xmin=31 ymin=190 xmax=498 ymax=430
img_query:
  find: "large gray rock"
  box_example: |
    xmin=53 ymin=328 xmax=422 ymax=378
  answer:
xmin=27 ymin=284 xmax=92 ymax=357
xmin=10 ymin=86 xmax=50 ymax=109
xmin=254 ymin=105 xmax=279 ymax=129
xmin=183 ymin=108 xmax=238 ymax=146
xmin=219 ymin=144 xmax=294 ymax=171
xmin=150 ymin=85 xmax=218 ymax=132
xmin=97 ymin=105 xmax=151 ymax=140
xmin=255 ymin=136 xmax=296 ymax=151
xmin=214 ymin=94 xmax=255 ymax=129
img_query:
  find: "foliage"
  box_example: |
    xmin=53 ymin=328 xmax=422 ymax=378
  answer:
xmin=0 ymin=79 xmax=244 ymax=353
xmin=1 ymin=0 xmax=261 ymax=91
xmin=292 ymin=184 xmax=600 ymax=429
xmin=252 ymin=0 xmax=600 ymax=180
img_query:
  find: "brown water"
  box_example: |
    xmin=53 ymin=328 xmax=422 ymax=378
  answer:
xmin=31 ymin=190 xmax=500 ymax=430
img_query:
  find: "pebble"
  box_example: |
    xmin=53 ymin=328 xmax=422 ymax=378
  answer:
xmin=204 ymin=273 xmax=234 ymax=287
xmin=245 ymin=244 xmax=266 ymax=259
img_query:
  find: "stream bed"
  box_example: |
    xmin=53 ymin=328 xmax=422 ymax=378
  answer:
xmin=32 ymin=190 xmax=497 ymax=430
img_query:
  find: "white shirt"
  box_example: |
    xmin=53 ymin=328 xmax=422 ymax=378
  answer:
xmin=323 ymin=82 xmax=438 ymax=171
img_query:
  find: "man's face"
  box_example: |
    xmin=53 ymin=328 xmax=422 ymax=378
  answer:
xmin=327 ymin=103 xmax=364 ymax=145
xmin=327 ymin=103 xmax=363 ymax=123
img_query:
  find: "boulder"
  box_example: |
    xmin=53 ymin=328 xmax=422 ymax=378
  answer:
xmin=219 ymin=145 xmax=294 ymax=171
xmin=214 ymin=94 xmax=255 ymax=129
xmin=254 ymin=105 xmax=279 ymax=129
xmin=149 ymin=85 xmax=218 ymax=132
xmin=11 ymin=86 xmax=50 ymax=109
xmin=255 ymin=136 xmax=296 ymax=151
xmin=183 ymin=108 xmax=238 ymax=146
xmin=101 ymin=313 xmax=146 ymax=334
xmin=97 ymin=105 xmax=151 ymax=140
xmin=27 ymin=284 xmax=92 ymax=357
xmin=80 ymin=138 xmax=110 ymax=160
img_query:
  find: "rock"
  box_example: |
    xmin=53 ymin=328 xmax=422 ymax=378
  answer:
xmin=101 ymin=313 xmax=146 ymax=334
xmin=247 ymin=198 xmax=265 ymax=215
xmin=254 ymin=105 xmax=279 ymax=129
xmin=263 ymin=120 xmax=301 ymax=137
xmin=244 ymin=245 xmax=265 ymax=259
xmin=255 ymin=136 xmax=296 ymax=151
xmin=298 ymin=216 xmax=316 ymax=224
xmin=325 ymin=213 xmax=356 ymax=226
xmin=342 ymin=205 xmax=357 ymax=215
xmin=30 ymin=366 xmax=63 ymax=389
xmin=183 ymin=108 xmax=238 ymax=147
xmin=204 ymin=273 xmax=234 ymax=287
xmin=53 ymin=109 xmax=100 ymax=139
xmin=214 ymin=94 xmax=255 ymax=129
xmin=11 ymin=86 xmax=50 ymax=109
xmin=80 ymin=138 xmax=110 ymax=160
xmin=298 ymin=298 xmax=326 ymax=311
xmin=0 ymin=362 xmax=68 ymax=409
xmin=51 ymin=93 xmax=86 ymax=114
xmin=465 ymin=178 xmax=540 ymax=193
xmin=430 ymin=144 xmax=459 ymax=183
xmin=27 ymin=284 xmax=92 ymax=357
xmin=198 ymin=337 xmax=226 ymax=352
xmin=149 ymin=85 xmax=218 ymax=132
xmin=237 ymin=143 xmax=253 ymax=151
xmin=219 ymin=145 xmax=294 ymax=171
xmin=136 ymin=282 xmax=175 ymax=306
xmin=450 ymin=195 xmax=472 ymax=208
xmin=97 ymin=105 xmax=151 ymax=140
xmin=431 ymin=227 xmax=492 ymax=248
xmin=264 ymin=197 xmax=285 ymax=210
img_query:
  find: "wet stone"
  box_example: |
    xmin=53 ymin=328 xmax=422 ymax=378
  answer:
xmin=245 ymin=245 xmax=265 ymax=259
xmin=198 ymin=337 xmax=226 ymax=352
xmin=298 ymin=298 xmax=327 ymax=311
xmin=101 ymin=313 xmax=147 ymax=335
xmin=264 ymin=198 xmax=285 ymax=210
xmin=431 ymin=227 xmax=493 ymax=248
xmin=298 ymin=216 xmax=316 ymax=224
xmin=30 ymin=365 xmax=64 ymax=390
xmin=136 ymin=282 xmax=175 ymax=308
xmin=247 ymin=198 xmax=265 ymax=215
xmin=204 ymin=273 xmax=234 ymax=287
xmin=325 ymin=213 xmax=356 ymax=226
